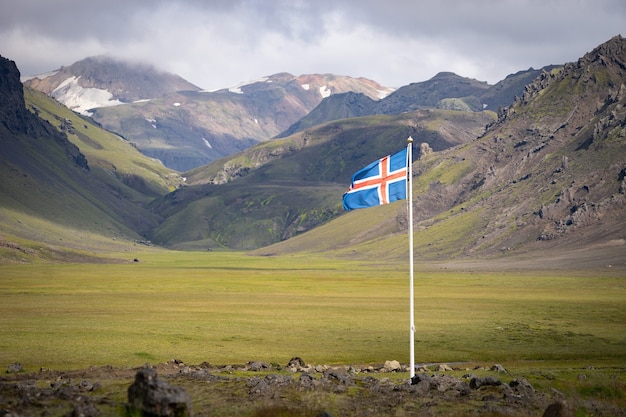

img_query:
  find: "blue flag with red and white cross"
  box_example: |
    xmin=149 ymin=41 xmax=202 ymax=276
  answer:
xmin=342 ymin=148 xmax=408 ymax=211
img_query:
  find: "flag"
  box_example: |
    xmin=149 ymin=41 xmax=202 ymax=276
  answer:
xmin=342 ymin=148 xmax=408 ymax=211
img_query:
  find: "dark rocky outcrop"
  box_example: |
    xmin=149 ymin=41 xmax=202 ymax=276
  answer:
xmin=0 ymin=57 xmax=32 ymax=135
xmin=0 ymin=55 xmax=89 ymax=170
xmin=127 ymin=368 xmax=192 ymax=417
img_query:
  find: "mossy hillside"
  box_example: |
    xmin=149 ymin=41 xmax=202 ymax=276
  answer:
xmin=413 ymin=158 xmax=474 ymax=192
xmin=0 ymin=132 xmax=145 ymax=248
xmin=24 ymin=87 xmax=181 ymax=199
xmin=251 ymin=202 xmax=403 ymax=257
xmin=185 ymin=109 xmax=493 ymax=186
xmin=150 ymin=182 xmax=345 ymax=250
xmin=157 ymin=110 xmax=493 ymax=251
xmin=0 ymin=88 xmax=185 ymax=257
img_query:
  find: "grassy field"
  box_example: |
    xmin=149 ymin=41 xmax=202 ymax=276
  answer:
xmin=0 ymin=250 xmax=625 ymax=373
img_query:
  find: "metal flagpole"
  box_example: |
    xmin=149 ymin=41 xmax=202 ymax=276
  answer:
xmin=407 ymin=136 xmax=415 ymax=381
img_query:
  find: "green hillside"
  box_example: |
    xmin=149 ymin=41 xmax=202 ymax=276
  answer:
xmin=24 ymin=87 xmax=182 ymax=200
xmin=148 ymin=110 xmax=495 ymax=250
xmin=0 ymin=81 xmax=182 ymax=262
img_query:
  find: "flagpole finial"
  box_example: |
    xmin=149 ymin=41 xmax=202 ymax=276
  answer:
xmin=407 ymin=136 xmax=413 ymax=144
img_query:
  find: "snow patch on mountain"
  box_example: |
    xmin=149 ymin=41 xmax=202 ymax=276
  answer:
xmin=319 ymin=86 xmax=331 ymax=98
xmin=377 ymin=88 xmax=394 ymax=99
xmin=51 ymin=76 xmax=123 ymax=116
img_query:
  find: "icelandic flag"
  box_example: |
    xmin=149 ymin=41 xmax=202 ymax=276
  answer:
xmin=342 ymin=148 xmax=408 ymax=211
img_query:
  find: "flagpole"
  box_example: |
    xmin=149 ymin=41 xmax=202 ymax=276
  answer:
xmin=407 ymin=136 xmax=415 ymax=381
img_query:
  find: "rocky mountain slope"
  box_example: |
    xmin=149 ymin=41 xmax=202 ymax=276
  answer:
xmin=87 ymin=72 xmax=393 ymax=171
xmin=0 ymin=55 xmax=180 ymax=261
xmin=256 ymin=35 xmax=626 ymax=265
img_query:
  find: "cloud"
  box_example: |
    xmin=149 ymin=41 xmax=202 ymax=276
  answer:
xmin=1 ymin=0 xmax=624 ymax=89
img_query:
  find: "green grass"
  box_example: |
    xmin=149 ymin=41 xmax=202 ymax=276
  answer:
xmin=0 ymin=251 xmax=624 ymax=372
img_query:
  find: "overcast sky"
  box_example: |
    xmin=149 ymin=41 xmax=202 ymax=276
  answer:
xmin=1 ymin=0 xmax=624 ymax=90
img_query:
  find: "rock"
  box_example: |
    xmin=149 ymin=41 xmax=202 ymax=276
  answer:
xmin=412 ymin=379 xmax=431 ymax=394
xmin=383 ymin=360 xmax=402 ymax=372
xmin=247 ymin=361 xmax=270 ymax=372
xmin=76 ymin=379 xmax=98 ymax=392
xmin=410 ymin=373 xmax=435 ymax=389
xmin=491 ymin=363 xmax=507 ymax=373
xmin=298 ymin=373 xmax=316 ymax=389
xmin=542 ymin=400 xmax=572 ymax=417
xmin=69 ymin=402 xmax=100 ymax=417
xmin=287 ymin=356 xmax=305 ymax=370
xmin=437 ymin=363 xmax=453 ymax=371
xmin=6 ymin=363 xmax=23 ymax=373
xmin=127 ymin=368 xmax=192 ymax=417
xmin=247 ymin=374 xmax=293 ymax=396
xmin=323 ymin=368 xmax=354 ymax=386
xmin=433 ymin=375 xmax=460 ymax=392
xmin=455 ymin=380 xmax=471 ymax=396
xmin=509 ymin=377 xmax=535 ymax=397
xmin=470 ymin=376 xmax=502 ymax=389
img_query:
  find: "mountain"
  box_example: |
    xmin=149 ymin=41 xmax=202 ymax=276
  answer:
xmin=25 ymin=59 xmax=394 ymax=172
xmin=478 ymin=65 xmax=560 ymax=110
xmin=147 ymin=109 xmax=495 ymax=250
xmin=22 ymin=55 xmax=200 ymax=115
xmin=279 ymin=67 xmax=560 ymax=138
xmin=276 ymin=91 xmax=379 ymax=138
xmin=3 ymin=36 xmax=624 ymax=265
xmin=87 ymin=73 xmax=394 ymax=171
xmin=254 ymin=35 xmax=626 ymax=265
xmin=0 ymin=55 xmax=181 ymax=262
xmin=375 ymin=71 xmax=490 ymax=114
xmin=23 ymin=55 xmax=548 ymax=174
xmin=378 ymin=67 xmax=557 ymax=113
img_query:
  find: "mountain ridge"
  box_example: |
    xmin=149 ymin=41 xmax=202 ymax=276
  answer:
xmin=254 ymin=35 xmax=626 ymax=263
xmin=1 ymin=35 xmax=624 ymax=265
xmin=22 ymin=55 xmax=200 ymax=115
xmin=87 ymin=70 xmax=394 ymax=171
xmin=23 ymin=55 xmax=545 ymax=173
xmin=278 ymin=67 xmax=559 ymax=138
